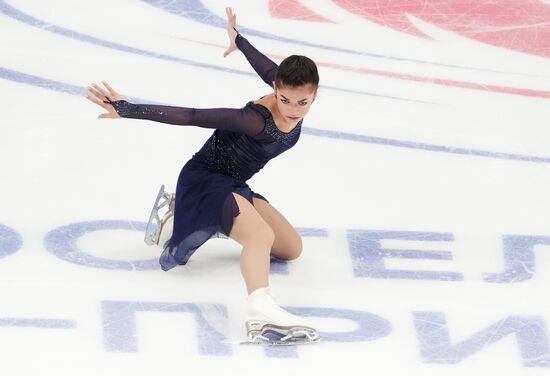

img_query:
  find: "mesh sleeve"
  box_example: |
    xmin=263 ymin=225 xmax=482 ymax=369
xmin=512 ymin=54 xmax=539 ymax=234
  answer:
xmin=235 ymin=31 xmax=278 ymax=88
xmin=109 ymin=100 xmax=265 ymax=137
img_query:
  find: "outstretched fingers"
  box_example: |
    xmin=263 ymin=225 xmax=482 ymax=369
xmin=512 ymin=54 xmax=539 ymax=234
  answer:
xmin=102 ymin=81 xmax=121 ymax=100
xmin=85 ymin=83 xmax=120 ymax=119
xmin=88 ymin=84 xmax=109 ymax=103
xmin=93 ymin=83 xmax=112 ymax=100
xmin=226 ymin=7 xmax=236 ymax=27
xmin=87 ymin=81 xmax=122 ymax=103
xmin=223 ymin=7 xmax=238 ymax=57
xmin=86 ymin=91 xmax=109 ymax=108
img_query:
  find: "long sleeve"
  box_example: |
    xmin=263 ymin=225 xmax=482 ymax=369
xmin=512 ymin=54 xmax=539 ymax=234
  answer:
xmin=235 ymin=31 xmax=278 ymax=88
xmin=109 ymin=100 xmax=265 ymax=137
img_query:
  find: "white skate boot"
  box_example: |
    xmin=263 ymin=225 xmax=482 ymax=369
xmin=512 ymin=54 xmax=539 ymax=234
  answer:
xmin=241 ymin=287 xmax=320 ymax=346
xmin=144 ymin=184 xmax=175 ymax=247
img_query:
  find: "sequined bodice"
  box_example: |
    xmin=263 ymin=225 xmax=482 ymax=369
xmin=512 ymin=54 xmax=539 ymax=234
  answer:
xmin=192 ymin=102 xmax=302 ymax=181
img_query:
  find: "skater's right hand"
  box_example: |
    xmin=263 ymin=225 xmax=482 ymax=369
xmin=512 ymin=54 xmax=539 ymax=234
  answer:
xmin=86 ymin=81 xmax=123 ymax=119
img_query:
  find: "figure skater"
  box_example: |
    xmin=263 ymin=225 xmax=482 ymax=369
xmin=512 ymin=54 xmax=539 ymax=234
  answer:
xmin=86 ymin=7 xmax=319 ymax=345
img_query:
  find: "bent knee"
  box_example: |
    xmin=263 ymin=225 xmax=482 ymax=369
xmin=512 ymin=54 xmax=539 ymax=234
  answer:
xmin=288 ymin=239 xmax=303 ymax=260
xmin=257 ymin=224 xmax=276 ymax=244
xmin=285 ymin=248 xmax=302 ymax=261
xmin=241 ymin=222 xmax=275 ymax=247
xmin=275 ymin=236 xmax=303 ymax=261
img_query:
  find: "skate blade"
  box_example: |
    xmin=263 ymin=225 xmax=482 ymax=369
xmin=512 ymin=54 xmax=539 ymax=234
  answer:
xmin=240 ymin=335 xmax=321 ymax=346
xmin=241 ymin=324 xmax=321 ymax=346
xmin=144 ymin=185 xmax=174 ymax=246
xmin=157 ymin=213 xmax=174 ymax=248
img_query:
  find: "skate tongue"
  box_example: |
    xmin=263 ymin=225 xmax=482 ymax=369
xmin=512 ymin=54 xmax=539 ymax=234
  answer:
xmin=247 ymin=287 xmax=275 ymax=305
xmin=248 ymin=287 xmax=270 ymax=298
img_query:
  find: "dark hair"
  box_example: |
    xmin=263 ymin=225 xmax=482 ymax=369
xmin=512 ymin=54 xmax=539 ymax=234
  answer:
xmin=275 ymin=55 xmax=319 ymax=91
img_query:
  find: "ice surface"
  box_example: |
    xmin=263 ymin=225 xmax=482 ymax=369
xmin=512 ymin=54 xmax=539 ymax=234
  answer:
xmin=1 ymin=0 xmax=550 ymax=374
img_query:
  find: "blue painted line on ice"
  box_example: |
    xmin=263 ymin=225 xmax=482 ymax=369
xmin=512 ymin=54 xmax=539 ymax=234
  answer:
xmin=1 ymin=66 xmax=548 ymax=164
xmin=0 ymin=66 xmax=147 ymax=104
xmin=0 ymin=318 xmax=76 ymax=329
xmin=140 ymin=0 xmax=539 ymax=77
xmin=43 ymin=220 xmax=158 ymax=271
xmin=0 ymin=0 xmax=429 ymax=104
xmin=0 ymin=223 xmax=22 ymax=259
xmin=302 ymin=127 xmax=550 ymax=164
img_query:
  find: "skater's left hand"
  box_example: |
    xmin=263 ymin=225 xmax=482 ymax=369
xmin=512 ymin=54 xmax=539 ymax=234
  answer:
xmin=86 ymin=81 xmax=124 ymax=119
xmin=223 ymin=7 xmax=238 ymax=58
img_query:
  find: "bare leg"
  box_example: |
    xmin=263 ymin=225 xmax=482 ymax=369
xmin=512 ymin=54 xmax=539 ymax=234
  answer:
xmin=228 ymin=193 xmax=275 ymax=294
xmin=252 ymin=196 xmax=303 ymax=261
xmin=228 ymin=193 xmax=319 ymax=343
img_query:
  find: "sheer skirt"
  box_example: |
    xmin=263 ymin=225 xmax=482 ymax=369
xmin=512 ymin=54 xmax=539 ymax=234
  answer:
xmin=160 ymin=158 xmax=268 ymax=271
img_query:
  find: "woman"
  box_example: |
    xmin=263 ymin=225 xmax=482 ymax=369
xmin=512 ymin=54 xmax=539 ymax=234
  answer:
xmin=86 ymin=7 xmax=319 ymax=345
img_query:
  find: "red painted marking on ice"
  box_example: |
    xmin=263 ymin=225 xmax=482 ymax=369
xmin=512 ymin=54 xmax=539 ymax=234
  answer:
xmin=268 ymin=0 xmax=333 ymax=22
xmin=177 ymin=37 xmax=550 ymax=99
xmin=321 ymin=62 xmax=550 ymax=99
xmin=333 ymin=0 xmax=550 ymax=59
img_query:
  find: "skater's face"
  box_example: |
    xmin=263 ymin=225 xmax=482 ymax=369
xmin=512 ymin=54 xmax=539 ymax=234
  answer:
xmin=273 ymin=83 xmax=316 ymax=125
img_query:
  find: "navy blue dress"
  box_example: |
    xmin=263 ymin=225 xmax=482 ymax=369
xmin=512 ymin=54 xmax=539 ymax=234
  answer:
xmin=110 ymin=32 xmax=303 ymax=271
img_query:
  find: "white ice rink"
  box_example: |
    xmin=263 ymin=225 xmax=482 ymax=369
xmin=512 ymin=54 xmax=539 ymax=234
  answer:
xmin=1 ymin=0 xmax=550 ymax=374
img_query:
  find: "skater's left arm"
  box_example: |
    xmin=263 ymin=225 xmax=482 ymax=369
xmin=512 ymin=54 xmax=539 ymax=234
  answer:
xmin=223 ymin=7 xmax=278 ymax=88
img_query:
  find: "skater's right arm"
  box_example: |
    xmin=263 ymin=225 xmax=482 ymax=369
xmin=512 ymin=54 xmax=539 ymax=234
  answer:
xmin=86 ymin=82 xmax=265 ymax=136
xmin=109 ymin=100 xmax=265 ymax=136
